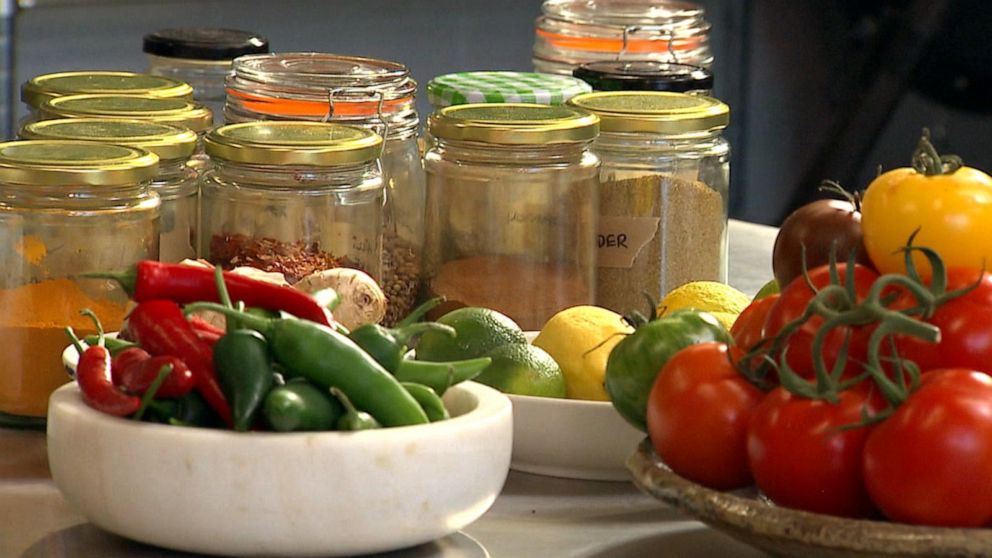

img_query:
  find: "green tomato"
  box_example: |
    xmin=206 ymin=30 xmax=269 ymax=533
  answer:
xmin=605 ymin=310 xmax=731 ymax=432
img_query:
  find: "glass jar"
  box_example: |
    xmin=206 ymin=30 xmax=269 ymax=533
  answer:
xmin=225 ymin=53 xmax=423 ymax=325
xmin=533 ymin=0 xmax=713 ymax=75
xmin=568 ymin=91 xmax=730 ymax=314
xmin=573 ymin=60 xmax=713 ymax=94
xmin=200 ymin=121 xmax=384 ymax=284
xmin=426 ymin=71 xmax=592 ymax=109
xmin=21 ymin=71 xmax=194 ymax=124
xmin=144 ymin=28 xmax=269 ymax=123
xmin=20 ymin=118 xmax=199 ymax=263
xmin=424 ymin=104 xmax=600 ymax=331
xmin=39 ymin=94 xmax=214 ymax=136
xmin=0 ymin=140 xmax=160 ymax=424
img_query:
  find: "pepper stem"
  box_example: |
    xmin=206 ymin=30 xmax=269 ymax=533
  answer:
xmin=79 ymin=308 xmax=104 ymax=347
xmin=183 ymin=302 xmax=273 ymax=336
xmin=393 ymin=322 xmax=456 ymax=348
xmin=397 ymin=297 xmax=446 ymax=328
xmin=133 ymin=364 xmax=173 ymax=421
xmin=80 ymin=268 xmax=137 ymax=297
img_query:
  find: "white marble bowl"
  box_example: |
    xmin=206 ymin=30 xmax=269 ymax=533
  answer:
xmin=47 ymin=381 xmax=513 ymax=557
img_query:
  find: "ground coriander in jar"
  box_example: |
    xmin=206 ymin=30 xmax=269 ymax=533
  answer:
xmin=19 ymin=118 xmax=199 ymax=262
xmin=0 ymin=141 xmax=160 ymax=424
xmin=424 ymin=103 xmax=600 ymax=331
xmin=225 ymin=53 xmax=424 ymax=324
xmin=568 ymin=91 xmax=730 ymax=314
xmin=200 ymin=121 xmax=384 ymax=285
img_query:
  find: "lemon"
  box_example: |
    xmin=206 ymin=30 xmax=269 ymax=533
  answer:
xmin=415 ymin=307 xmax=527 ymax=362
xmin=475 ymin=343 xmax=566 ymax=398
xmin=657 ymin=281 xmax=750 ymax=324
xmin=532 ymin=305 xmax=633 ymax=401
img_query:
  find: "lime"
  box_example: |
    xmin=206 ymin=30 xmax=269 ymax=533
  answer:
xmin=754 ymin=278 xmax=780 ymax=300
xmin=475 ymin=343 xmax=566 ymax=398
xmin=415 ymin=307 xmax=527 ymax=362
xmin=532 ymin=305 xmax=632 ymax=401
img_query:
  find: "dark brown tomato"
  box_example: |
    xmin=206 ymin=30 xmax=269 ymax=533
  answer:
xmin=772 ymin=199 xmax=874 ymax=288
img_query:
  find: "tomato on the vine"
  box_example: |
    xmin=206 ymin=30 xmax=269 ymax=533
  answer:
xmin=762 ymin=263 xmax=879 ymax=380
xmin=647 ymin=342 xmax=764 ymax=490
xmin=747 ymin=387 xmax=880 ymax=518
xmin=730 ymin=294 xmax=778 ymax=352
xmin=861 ymin=131 xmax=992 ymax=278
xmin=863 ymin=370 xmax=992 ymax=527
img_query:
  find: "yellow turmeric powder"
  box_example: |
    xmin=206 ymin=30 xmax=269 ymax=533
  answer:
xmin=0 ymin=279 xmax=127 ymax=417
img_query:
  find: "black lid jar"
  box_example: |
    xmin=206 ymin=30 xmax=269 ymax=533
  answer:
xmin=573 ymin=60 xmax=713 ymax=95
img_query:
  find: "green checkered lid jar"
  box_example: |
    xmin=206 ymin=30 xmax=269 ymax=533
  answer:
xmin=426 ymin=71 xmax=592 ymax=109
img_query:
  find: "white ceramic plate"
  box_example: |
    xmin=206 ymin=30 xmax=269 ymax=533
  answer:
xmin=47 ymin=381 xmax=513 ymax=557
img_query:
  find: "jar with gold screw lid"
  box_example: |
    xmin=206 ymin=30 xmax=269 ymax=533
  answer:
xmin=21 ymin=71 xmax=193 ymax=124
xmin=424 ymin=103 xmax=600 ymax=330
xmin=568 ymin=91 xmax=730 ymax=314
xmin=224 ymin=53 xmax=423 ymax=324
xmin=20 ymin=118 xmax=199 ymax=262
xmin=200 ymin=121 xmax=385 ymax=284
xmin=39 ymin=94 xmax=214 ymax=136
xmin=0 ymin=140 xmax=160 ymax=425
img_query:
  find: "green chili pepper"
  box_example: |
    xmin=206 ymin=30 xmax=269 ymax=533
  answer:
xmin=83 ymin=335 xmax=137 ymax=356
xmin=349 ymin=322 xmax=456 ymax=372
xmin=393 ymin=357 xmax=491 ymax=396
xmin=263 ymin=379 xmax=343 ymax=432
xmin=401 ymin=382 xmax=449 ymax=422
xmin=143 ymin=391 xmax=221 ymax=428
xmin=184 ymin=303 xmax=429 ymax=428
xmin=214 ymin=329 xmax=274 ymax=431
xmin=330 ymin=387 xmax=381 ymax=431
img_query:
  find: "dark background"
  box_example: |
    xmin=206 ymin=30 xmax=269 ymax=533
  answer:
xmin=3 ymin=0 xmax=990 ymax=226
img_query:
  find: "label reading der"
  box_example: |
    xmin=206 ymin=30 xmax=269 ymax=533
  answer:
xmin=597 ymin=216 xmax=660 ymax=268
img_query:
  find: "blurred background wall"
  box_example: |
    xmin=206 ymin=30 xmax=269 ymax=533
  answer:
xmin=2 ymin=0 xmax=989 ymax=226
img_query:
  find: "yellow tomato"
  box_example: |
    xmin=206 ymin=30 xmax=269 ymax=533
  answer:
xmin=861 ymin=165 xmax=992 ymax=277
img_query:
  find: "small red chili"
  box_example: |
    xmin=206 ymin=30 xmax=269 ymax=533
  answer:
xmin=118 ymin=355 xmax=194 ymax=398
xmin=66 ymin=311 xmax=141 ymax=417
xmin=112 ymin=347 xmax=152 ymax=378
xmin=188 ymin=315 xmax=224 ymax=346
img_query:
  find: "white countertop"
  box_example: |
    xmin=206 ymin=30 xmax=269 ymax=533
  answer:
xmin=0 ymin=219 xmax=778 ymax=558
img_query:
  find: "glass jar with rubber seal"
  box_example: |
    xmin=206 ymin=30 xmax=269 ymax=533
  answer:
xmin=225 ymin=52 xmax=423 ymax=324
xmin=20 ymin=118 xmax=199 ymax=262
xmin=424 ymin=103 xmax=600 ymax=330
xmin=573 ymin=60 xmax=713 ymax=94
xmin=200 ymin=121 xmax=385 ymax=284
xmin=0 ymin=140 xmax=160 ymax=425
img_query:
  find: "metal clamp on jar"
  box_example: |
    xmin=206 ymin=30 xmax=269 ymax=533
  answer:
xmin=0 ymin=140 xmax=160 ymax=425
xmin=19 ymin=118 xmax=200 ymax=262
xmin=424 ymin=103 xmax=601 ymax=331
xmin=224 ymin=53 xmax=424 ymax=325
xmin=200 ymin=121 xmax=385 ymax=286
xmin=568 ymin=91 xmax=730 ymax=314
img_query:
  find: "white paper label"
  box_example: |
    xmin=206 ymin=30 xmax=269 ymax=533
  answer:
xmin=597 ymin=216 xmax=660 ymax=268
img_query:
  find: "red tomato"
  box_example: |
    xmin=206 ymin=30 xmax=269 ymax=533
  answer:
xmin=731 ymin=294 xmax=779 ymax=351
xmin=863 ymin=370 xmax=992 ymax=527
xmin=647 ymin=342 xmax=765 ymax=490
xmin=747 ymin=387 xmax=879 ymax=518
xmin=763 ymin=263 xmax=879 ymax=380
xmin=893 ymin=269 xmax=992 ymax=374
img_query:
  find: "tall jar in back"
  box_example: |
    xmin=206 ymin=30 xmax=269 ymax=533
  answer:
xmin=424 ymin=104 xmax=600 ymax=331
xmin=568 ymin=91 xmax=730 ymax=314
xmin=225 ymin=53 xmax=423 ymax=324
xmin=20 ymin=71 xmax=193 ymax=125
xmin=533 ymin=0 xmax=713 ymax=75
xmin=0 ymin=141 xmax=160 ymax=424
xmin=144 ymin=28 xmax=269 ymax=122
xmin=20 ymin=118 xmax=199 ymax=262
xmin=200 ymin=121 xmax=384 ymax=287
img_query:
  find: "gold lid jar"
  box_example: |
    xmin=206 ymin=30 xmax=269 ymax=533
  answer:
xmin=201 ymin=121 xmax=386 ymax=284
xmin=39 ymin=94 xmax=214 ymax=134
xmin=0 ymin=140 xmax=161 ymax=423
xmin=568 ymin=91 xmax=731 ymax=313
xmin=20 ymin=119 xmax=199 ymax=262
xmin=424 ymin=103 xmax=601 ymax=330
xmin=21 ymin=71 xmax=194 ymax=111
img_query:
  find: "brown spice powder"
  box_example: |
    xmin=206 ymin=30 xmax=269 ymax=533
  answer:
xmin=208 ymin=233 xmax=357 ymax=284
xmin=597 ymin=174 xmax=725 ymax=314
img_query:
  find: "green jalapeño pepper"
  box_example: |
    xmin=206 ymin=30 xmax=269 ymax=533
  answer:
xmin=331 ymin=387 xmax=381 ymax=430
xmin=184 ymin=303 xmax=429 ymax=428
xmin=214 ymin=329 xmax=274 ymax=431
xmin=349 ymin=322 xmax=455 ymax=373
xmin=264 ymin=379 xmax=343 ymax=432
xmin=605 ymin=309 xmax=731 ymax=432
xmin=142 ymin=391 xmax=222 ymax=428
xmin=401 ymin=382 xmax=449 ymax=422
xmin=393 ymin=357 xmax=491 ymax=396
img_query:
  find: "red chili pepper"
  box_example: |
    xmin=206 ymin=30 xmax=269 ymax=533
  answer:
xmin=188 ymin=315 xmax=224 ymax=346
xmin=88 ymin=261 xmax=334 ymax=326
xmin=112 ymin=346 xmax=152 ymax=378
xmin=123 ymin=300 xmax=233 ymax=426
xmin=66 ymin=329 xmax=141 ymax=417
xmin=118 ymin=355 xmax=195 ymax=398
